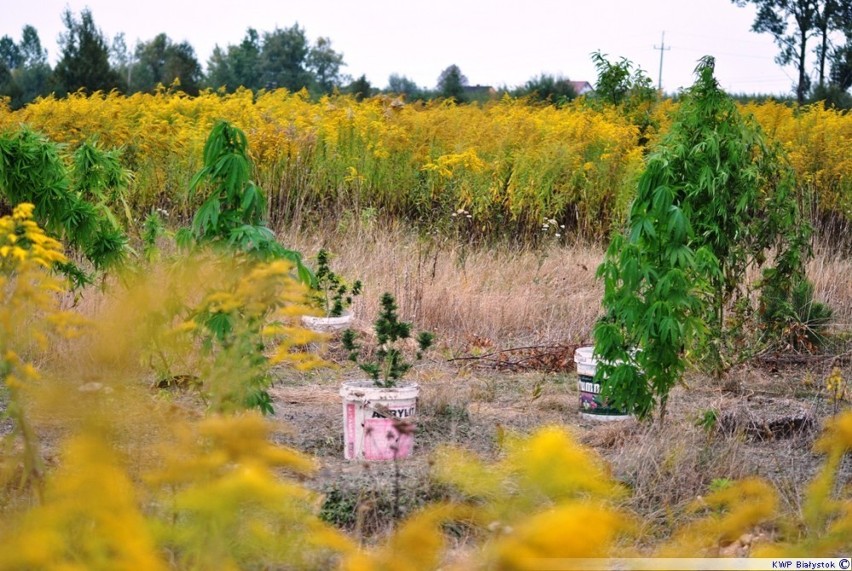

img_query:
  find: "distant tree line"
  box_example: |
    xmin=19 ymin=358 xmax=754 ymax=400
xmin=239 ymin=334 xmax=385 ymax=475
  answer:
xmin=0 ymin=7 xmax=587 ymax=109
xmin=3 ymin=6 xmax=852 ymax=110
xmin=0 ymin=25 xmax=51 ymax=108
xmin=732 ymin=0 xmax=852 ymax=106
xmin=1 ymin=9 xmax=350 ymax=106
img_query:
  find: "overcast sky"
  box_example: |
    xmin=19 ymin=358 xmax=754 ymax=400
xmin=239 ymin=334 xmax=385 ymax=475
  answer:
xmin=2 ymin=0 xmax=802 ymax=95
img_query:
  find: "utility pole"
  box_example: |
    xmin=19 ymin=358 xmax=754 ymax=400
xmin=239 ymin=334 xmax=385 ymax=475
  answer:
xmin=654 ymin=31 xmax=670 ymax=92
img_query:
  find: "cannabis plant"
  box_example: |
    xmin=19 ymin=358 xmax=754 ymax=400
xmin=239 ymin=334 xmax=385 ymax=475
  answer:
xmin=178 ymin=121 xmax=321 ymax=413
xmin=185 ymin=120 xmax=314 ymax=285
xmin=312 ymin=248 xmax=362 ymax=317
xmin=342 ymin=293 xmax=434 ymax=388
xmin=594 ymin=57 xmax=820 ymax=420
xmin=0 ymin=128 xmax=129 ymax=285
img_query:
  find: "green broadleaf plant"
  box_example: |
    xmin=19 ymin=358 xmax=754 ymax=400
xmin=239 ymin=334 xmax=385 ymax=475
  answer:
xmin=0 ymin=128 xmax=130 ymax=285
xmin=180 ymin=120 xmax=321 ymax=413
xmin=187 ymin=120 xmax=315 ymax=285
xmin=594 ymin=57 xmax=820 ymax=421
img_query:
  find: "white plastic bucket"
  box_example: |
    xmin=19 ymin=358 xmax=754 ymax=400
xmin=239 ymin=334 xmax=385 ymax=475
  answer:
xmin=301 ymin=310 xmax=353 ymax=332
xmin=340 ymin=380 xmax=419 ymax=461
xmin=574 ymin=346 xmax=631 ymax=421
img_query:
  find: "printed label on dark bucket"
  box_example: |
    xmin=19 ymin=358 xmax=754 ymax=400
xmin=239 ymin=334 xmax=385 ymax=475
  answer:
xmin=578 ymin=375 xmax=628 ymax=416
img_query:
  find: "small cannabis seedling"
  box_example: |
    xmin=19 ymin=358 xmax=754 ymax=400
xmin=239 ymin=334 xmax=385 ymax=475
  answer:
xmin=313 ymin=248 xmax=362 ymax=317
xmin=341 ymin=293 xmax=434 ymax=388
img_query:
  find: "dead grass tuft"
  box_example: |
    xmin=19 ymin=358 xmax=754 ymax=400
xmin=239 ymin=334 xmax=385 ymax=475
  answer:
xmin=581 ymin=418 xmax=643 ymax=449
xmin=605 ymin=422 xmax=754 ymax=534
xmin=809 ymin=242 xmax=852 ymax=332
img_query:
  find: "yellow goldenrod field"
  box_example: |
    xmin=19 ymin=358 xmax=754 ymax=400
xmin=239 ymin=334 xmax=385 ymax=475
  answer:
xmin=2 ymin=90 xmax=850 ymax=242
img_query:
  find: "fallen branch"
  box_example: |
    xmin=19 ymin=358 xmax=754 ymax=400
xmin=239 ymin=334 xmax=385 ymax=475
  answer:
xmin=755 ymin=349 xmax=852 ymax=367
xmin=447 ymin=344 xmax=580 ymax=372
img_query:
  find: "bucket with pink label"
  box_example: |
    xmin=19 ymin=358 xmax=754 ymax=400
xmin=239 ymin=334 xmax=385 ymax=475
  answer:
xmin=339 ymin=292 xmax=434 ymax=460
xmin=340 ymin=380 xmax=419 ymax=461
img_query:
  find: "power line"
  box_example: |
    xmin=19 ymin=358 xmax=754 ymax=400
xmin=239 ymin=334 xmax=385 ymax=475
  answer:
xmin=675 ymin=31 xmax=777 ymax=48
xmin=654 ymin=31 xmax=671 ymax=91
xmin=675 ymin=46 xmax=776 ymax=60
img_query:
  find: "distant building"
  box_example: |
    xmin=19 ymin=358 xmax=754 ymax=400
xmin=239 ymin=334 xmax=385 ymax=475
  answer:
xmin=463 ymin=84 xmax=497 ymax=98
xmin=569 ymin=81 xmax=594 ymax=96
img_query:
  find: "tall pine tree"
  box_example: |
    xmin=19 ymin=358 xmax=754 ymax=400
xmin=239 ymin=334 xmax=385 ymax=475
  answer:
xmin=53 ymin=8 xmax=121 ymax=94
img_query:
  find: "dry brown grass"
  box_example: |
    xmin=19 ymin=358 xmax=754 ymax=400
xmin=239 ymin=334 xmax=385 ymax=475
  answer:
xmin=281 ymin=222 xmax=852 ymax=356
xmin=273 ymin=223 xmax=852 ymax=540
xmin=283 ymin=222 xmax=605 ymax=351
xmin=809 ymin=242 xmax=852 ymax=331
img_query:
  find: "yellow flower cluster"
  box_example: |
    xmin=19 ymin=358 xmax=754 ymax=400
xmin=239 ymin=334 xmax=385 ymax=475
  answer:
xmin=2 ymin=365 xmax=852 ymax=569
xmin=0 ymin=92 xmax=647 ymax=238
xmin=5 ymin=92 xmax=848 ymax=239
xmin=430 ymin=426 xmax=630 ymax=567
xmin=0 ymin=203 xmax=70 ymax=380
xmin=0 ymin=203 xmax=66 ymax=270
xmin=0 ymin=204 xmax=76 ymax=505
xmin=349 ymin=419 xmax=852 ymax=568
xmin=826 ymin=366 xmax=847 ymax=404
xmin=746 ymin=102 xmax=852 ymax=221
xmin=193 ymin=257 xmax=326 ymax=372
xmin=1 ymin=414 xmax=352 ymax=571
